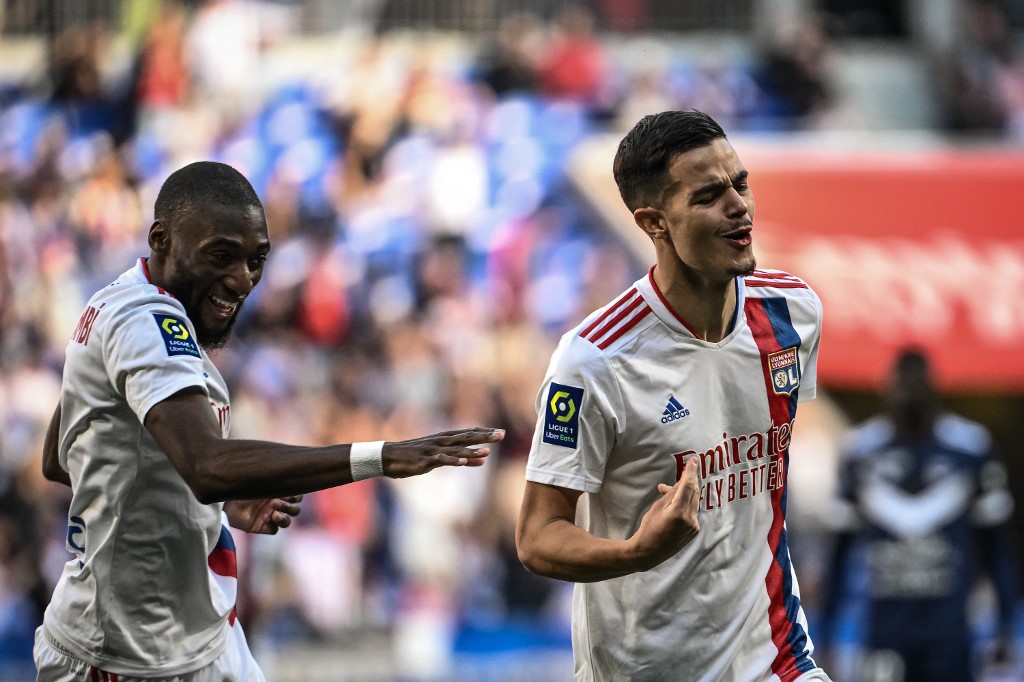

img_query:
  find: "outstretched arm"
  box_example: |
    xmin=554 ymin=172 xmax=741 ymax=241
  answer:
xmin=516 ymin=458 xmax=701 ymax=583
xmin=145 ymin=387 xmax=503 ymax=504
xmin=42 ymin=403 xmax=71 ymax=487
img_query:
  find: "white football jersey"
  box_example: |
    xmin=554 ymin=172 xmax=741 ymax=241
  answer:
xmin=44 ymin=258 xmax=237 ymax=677
xmin=526 ymin=268 xmax=828 ymax=682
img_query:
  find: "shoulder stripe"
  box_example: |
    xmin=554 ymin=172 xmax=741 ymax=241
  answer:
xmin=596 ymin=306 xmax=652 ymax=350
xmin=580 ymin=288 xmax=640 ymax=340
xmin=752 ymin=270 xmax=799 ymax=279
xmin=584 ymin=295 xmax=644 ymax=345
xmin=746 ymin=270 xmax=808 ymax=290
xmin=746 ymin=280 xmax=809 ymax=289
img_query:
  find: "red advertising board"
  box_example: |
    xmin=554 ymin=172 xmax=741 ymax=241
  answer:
xmin=743 ymin=147 xmax=1024 ymax=392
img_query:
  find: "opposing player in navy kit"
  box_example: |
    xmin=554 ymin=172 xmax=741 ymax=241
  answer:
xmin=516 ymin=110 xmax=831 ymax=681
xmin=820 ymin=349 xmax=1018 ymax=682
xmin=36 ymin=161 xmax=503 ymax=681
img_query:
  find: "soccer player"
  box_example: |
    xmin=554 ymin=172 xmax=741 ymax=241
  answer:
xmin=820 ymin=349 xmax=1018 ymax=682
xmin=35 ymin=161 xmax=503 ymax=681
xmin=516 ymin=110 xmax=831 ymax=681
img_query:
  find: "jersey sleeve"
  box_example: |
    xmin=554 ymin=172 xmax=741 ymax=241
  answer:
xmin=797 ymin=286 xmax=823 ymax=403
xmin=826 ymin=422 xmax=879 ymax=533
xmin=103 ymin=296 xmax=209 ymax=423
xmin=973 ymin=451 xmax=1015 ymax=527
xmin=828 ymin=445 xmax=863 ymax=532
xmin=524 ymin=334 xmax=622 ymax=494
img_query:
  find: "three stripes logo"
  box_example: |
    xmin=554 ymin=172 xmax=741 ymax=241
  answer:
xmin=661 ymin=395 xmax=690 ymax=423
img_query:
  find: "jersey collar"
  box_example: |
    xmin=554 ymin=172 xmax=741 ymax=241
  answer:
xmin=637 ymin=266 xmax=746 ymax=344
xmin=134 ymin=257 xmax=174 ymax=297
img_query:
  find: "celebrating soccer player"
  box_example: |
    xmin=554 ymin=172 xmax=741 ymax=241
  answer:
xmin=516 ymin=110 xmax=831 ymax=681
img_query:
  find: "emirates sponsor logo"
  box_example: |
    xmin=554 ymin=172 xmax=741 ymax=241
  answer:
xmin=671 ymin=420 xmax=793 ymax=511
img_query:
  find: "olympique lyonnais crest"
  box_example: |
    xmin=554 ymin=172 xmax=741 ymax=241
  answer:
xmin=768 ymin=347 xmax=800 ymax=395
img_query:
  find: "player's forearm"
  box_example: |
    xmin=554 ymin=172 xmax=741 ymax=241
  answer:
xmin=147 ymin=393 xmax=496 ymax=502
xmin=979 ymin=522 xmax=1019 ymax=632
xmin=145 ymin=393 xmax=359 ymax=502
xmin=517 ymin=518 xmax=648 ymax=583
xmin=182 ymin=438 xmax=357 ymax=503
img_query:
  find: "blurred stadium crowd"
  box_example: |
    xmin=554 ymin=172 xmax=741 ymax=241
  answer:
xmin=1 ymin=0 xmax=1024 ymax=680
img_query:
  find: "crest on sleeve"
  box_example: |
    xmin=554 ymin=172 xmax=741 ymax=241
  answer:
xmin=153 ymin=313 xmax=201 ymax=358
xmin=768 ymin=347 xmax=800 ymax=395
xmin=543 ymin=382 xmax=584 ymax=449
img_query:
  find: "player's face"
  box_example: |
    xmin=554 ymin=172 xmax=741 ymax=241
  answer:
xmin=655 ymin=138 xmax=756 ymax=282
xmin=163 ymin=203 xmax=270 ymax=348
xmin=886 ymin=366 xmax=937 ymax=428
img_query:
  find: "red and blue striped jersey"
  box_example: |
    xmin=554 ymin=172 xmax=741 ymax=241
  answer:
xmin=526 ymin=267 xmax=828 ymax=681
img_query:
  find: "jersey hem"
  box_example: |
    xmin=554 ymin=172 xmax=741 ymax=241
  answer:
xmin=524 ymin=466 xmax=598 ymax=493
xmin=135 ymin=376 xmax=209 ymax=423
xmin=797 ymin=385 xmax=817 ymax=402
xmin=43 ymin=617 xmax=228 ymax=677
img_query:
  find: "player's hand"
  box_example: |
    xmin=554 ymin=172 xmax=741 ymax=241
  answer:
xmin=225 ymin=496 xmax=303 ymax=535
xmin=992 ymin=634 xmax=1014 ymax=665
xmin=382 ymin=427 xmax=505 ymax=478
xmin=630 ymin=457 xmax=701 ymax=570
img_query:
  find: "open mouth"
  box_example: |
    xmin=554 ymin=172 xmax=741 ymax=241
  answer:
xmin=720 ymin=226 xmax=752 ymax=247
xmin=208 ymin=294 xmax=241 ymax=320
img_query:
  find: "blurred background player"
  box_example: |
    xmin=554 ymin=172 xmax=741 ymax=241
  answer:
xmin=819 ymin=349 xmax=1018 ymax=682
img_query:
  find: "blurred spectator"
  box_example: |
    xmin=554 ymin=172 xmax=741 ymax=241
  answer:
xmin=598 ymin=0 xmax=649 ymax=33
xmin=677 ymin=52 xmax=764 ymax=132
xmin=66 ymin=144 xmax=144 ymax=272
xmin=819 ymin=349 xmax=1018 ymax=682
xmin=475 ymin=13 xmax=543 ymax=99
xmin=536 ymin=4 xmax=611 ymax=112
xmin=752 ymin=13 xmax=838 ymax=129
xmin=47 ymin=23 xmax=105 ymax=104
xmin=935 ymin=0 xmax=1024 ymax=138
xmin=135 ymin=0 xmax=190 ymax=112
xmin=818 ymin=0 xmax=907 ymax=37
xmin=186 ymin=0 xmax=263 ymax=116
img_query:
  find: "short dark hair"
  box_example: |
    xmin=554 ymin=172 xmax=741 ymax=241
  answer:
xmin=893 ymin=347 xmax=931 ymax=376
xmin=154 ymin=161 xmax=263 ymax=227
xmin=612 ymin=110 xmax=727 ymax=212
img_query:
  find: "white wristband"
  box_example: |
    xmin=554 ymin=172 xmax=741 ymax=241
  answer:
xmin=350 ymin=441 xmax=385 ymax=481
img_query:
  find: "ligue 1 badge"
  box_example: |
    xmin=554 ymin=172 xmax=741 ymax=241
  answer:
xmin=768 ymin=347 xmax=800 ymax=395
xmin=153 ymin=313 xmax=201 ymax=358
xmin=543 ymin=382 xmax=584 ymax=449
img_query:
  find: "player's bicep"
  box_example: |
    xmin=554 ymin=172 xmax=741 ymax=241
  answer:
xmin=520 ymin=480 xmax=581 ymax=526
xmin=144 ymin=388 xmax=223 ymax=482
xmin=516 ymin=481 xmax=582 ymax=562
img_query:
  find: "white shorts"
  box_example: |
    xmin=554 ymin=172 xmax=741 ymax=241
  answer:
xmin=34 ymin=621 xmax=265 ymax=682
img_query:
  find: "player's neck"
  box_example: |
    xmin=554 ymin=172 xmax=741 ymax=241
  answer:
xmin=144 ymin=254 xmax=170 ymax=292
xmin=652 ymin=262 xmax=736 ymax=343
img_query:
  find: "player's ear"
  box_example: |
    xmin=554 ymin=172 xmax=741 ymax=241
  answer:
xmin=148 ymin=220 xmax=170 ymax=254
xmin=634 ymin=207 xmax=667 ymax=241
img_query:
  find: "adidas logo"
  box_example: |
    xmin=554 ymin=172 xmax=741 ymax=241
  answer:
xmin=661 ymin=395 xmax=690 ymax=423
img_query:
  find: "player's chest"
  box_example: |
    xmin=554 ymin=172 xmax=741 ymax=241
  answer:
xmin=615 ymin=341 xmax=779 ymax=438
